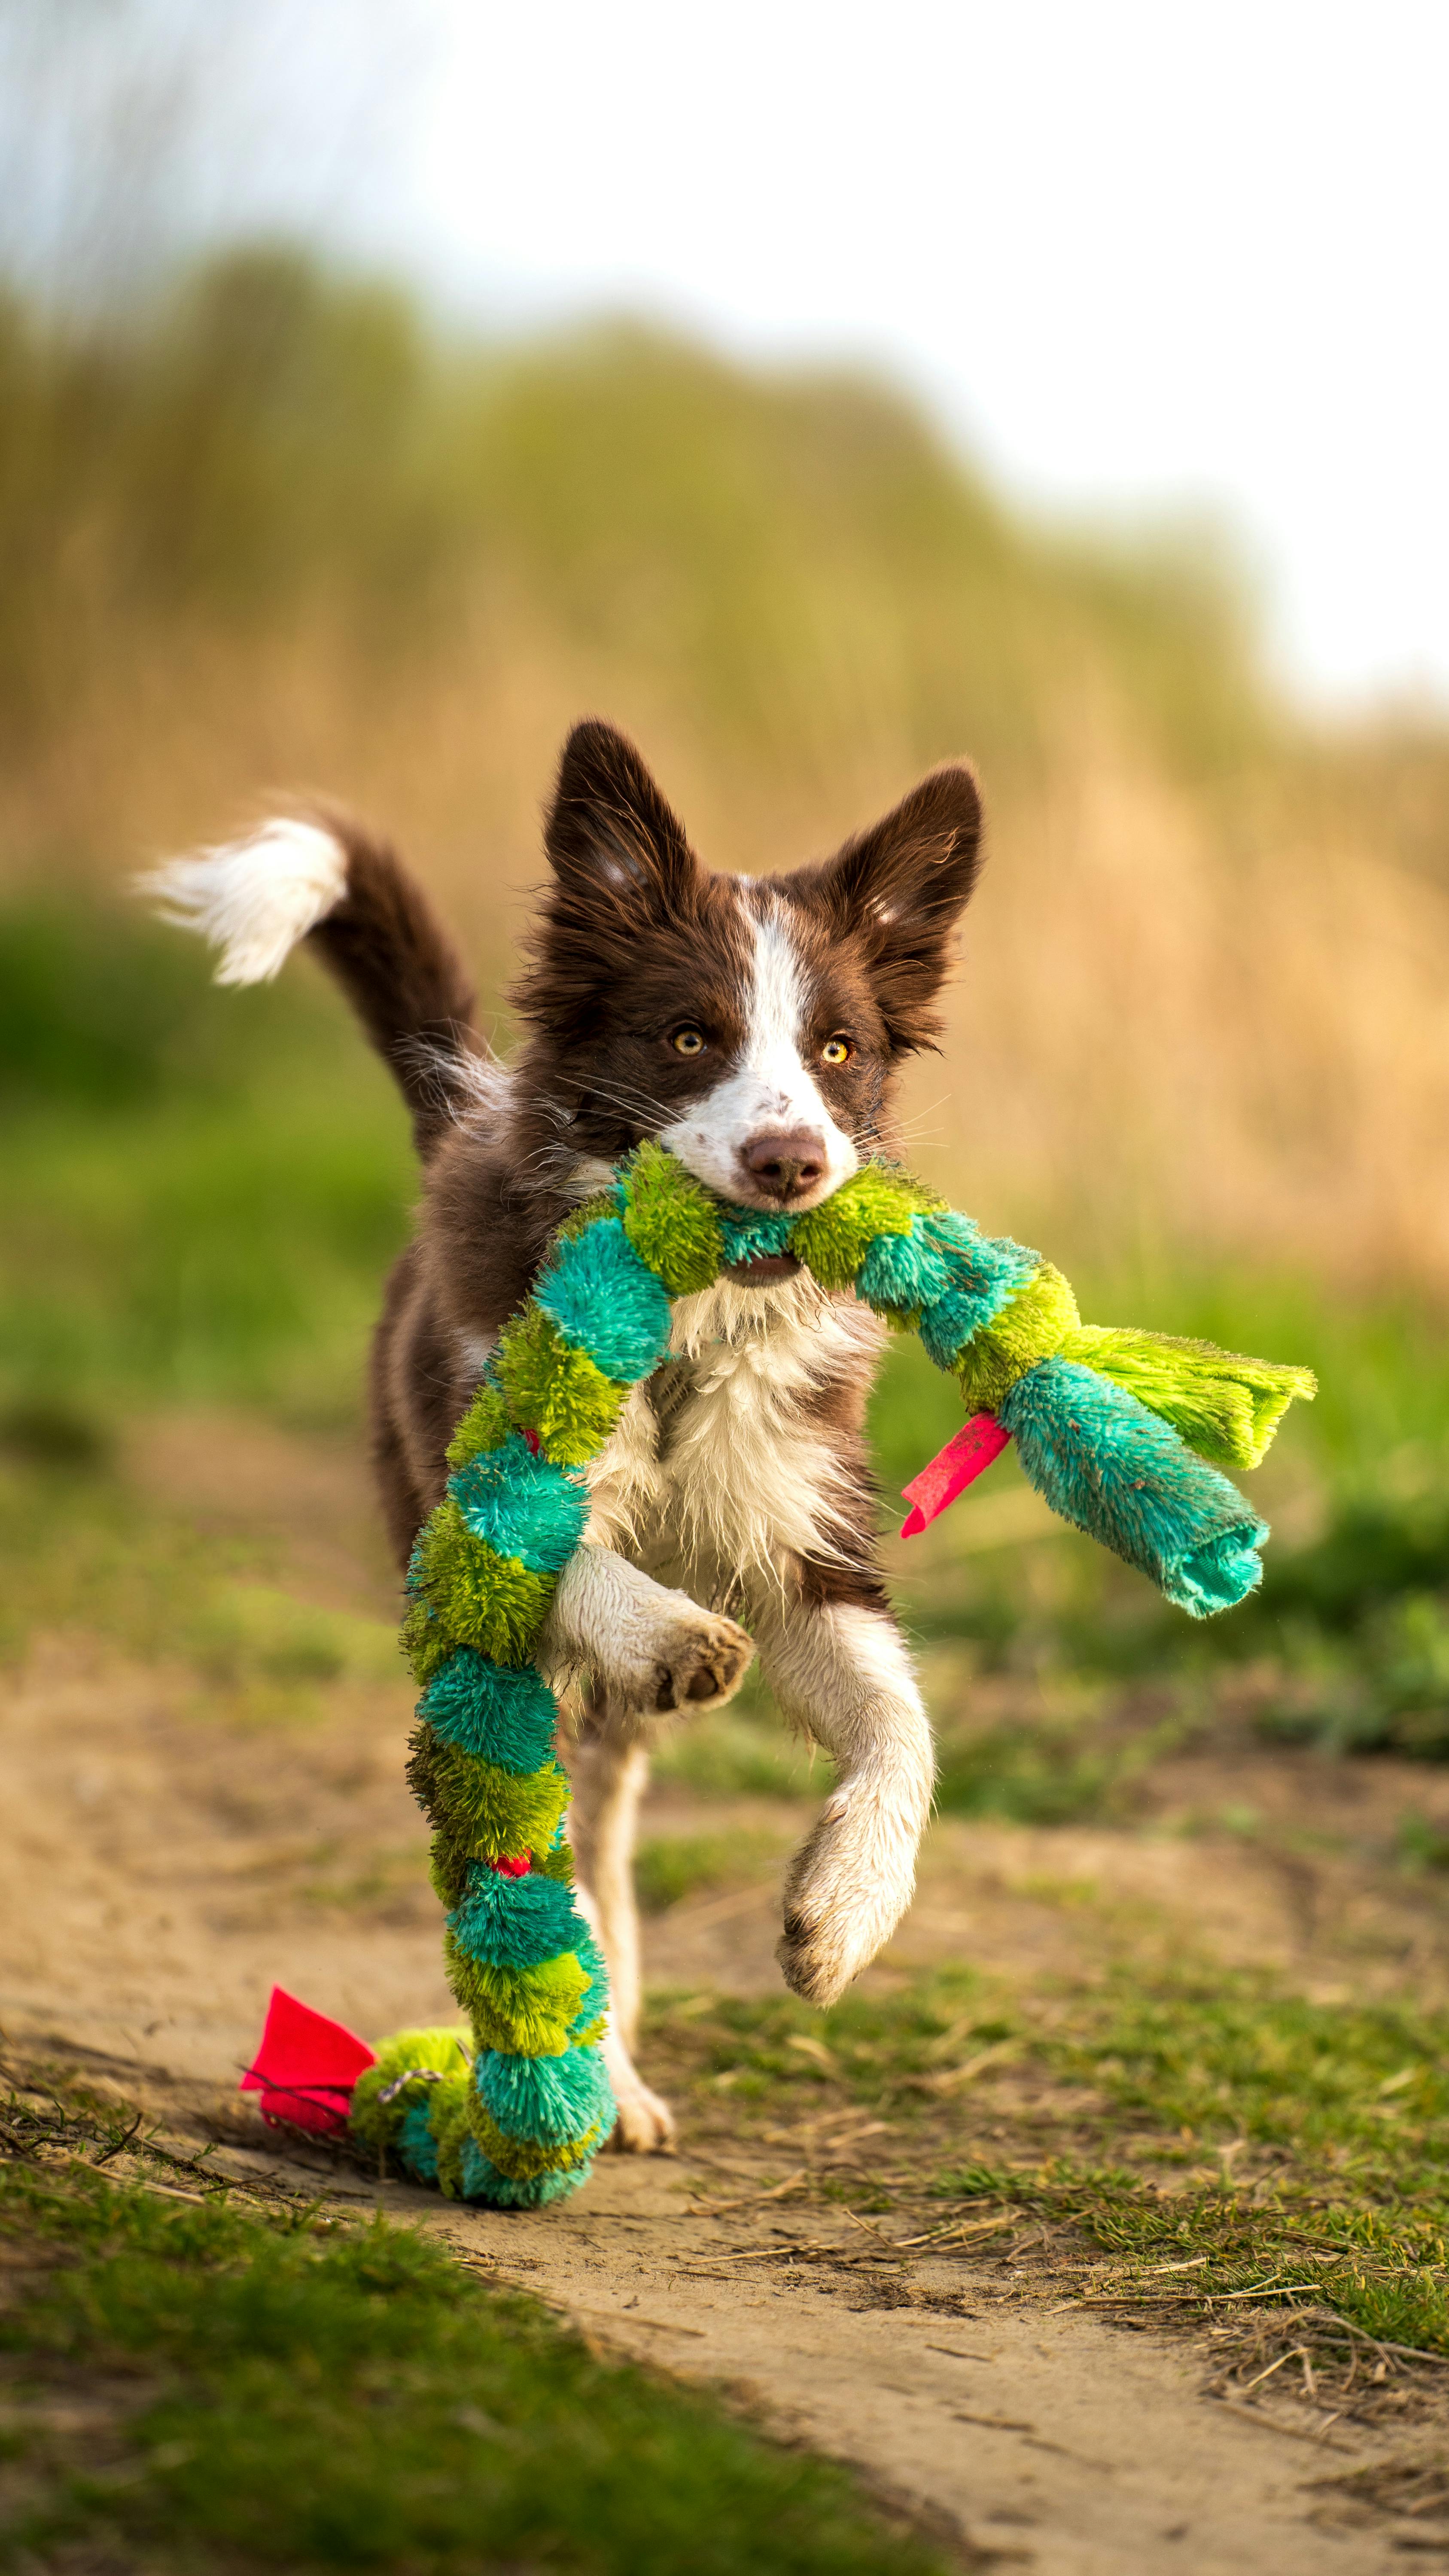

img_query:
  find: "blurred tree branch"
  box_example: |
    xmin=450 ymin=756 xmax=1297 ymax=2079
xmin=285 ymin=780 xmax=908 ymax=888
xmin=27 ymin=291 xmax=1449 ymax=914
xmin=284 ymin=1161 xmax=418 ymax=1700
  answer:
xmin=0 ymin=0 xmax=426 ymax=318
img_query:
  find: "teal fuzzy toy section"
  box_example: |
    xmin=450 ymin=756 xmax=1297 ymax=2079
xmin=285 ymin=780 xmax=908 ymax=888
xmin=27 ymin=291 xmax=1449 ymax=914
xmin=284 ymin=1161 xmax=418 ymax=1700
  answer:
xmin=297 ymin=1143 xmax=1314 ymax=2208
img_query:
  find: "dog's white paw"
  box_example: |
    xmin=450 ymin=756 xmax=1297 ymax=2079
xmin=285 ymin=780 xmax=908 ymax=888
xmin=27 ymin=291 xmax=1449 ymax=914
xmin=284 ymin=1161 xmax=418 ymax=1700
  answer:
xmin=635 ymin=1599 xmax=754 ymax=1716
xmin=608 ymin=2076 xmax=677 ymax=2154
xmin=542 ymin=1548 xmax=754 ymax=1718
xmin=776 ymin=1775 xmax=922 ymax=2006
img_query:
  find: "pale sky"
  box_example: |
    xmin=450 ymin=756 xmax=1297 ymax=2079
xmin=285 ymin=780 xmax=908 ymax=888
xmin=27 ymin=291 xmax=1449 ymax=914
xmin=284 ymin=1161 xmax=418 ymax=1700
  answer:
xmin=349 ymin=0 xmax=1449 ymax=713
xmin=21 ymin=0 xmax=1449 ymax=711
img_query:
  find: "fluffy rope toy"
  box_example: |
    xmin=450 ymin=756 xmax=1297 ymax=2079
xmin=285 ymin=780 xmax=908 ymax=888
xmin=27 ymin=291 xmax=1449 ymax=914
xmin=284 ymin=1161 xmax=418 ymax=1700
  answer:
xmin=244 ymin=1144 xmax=1314 ymax=2203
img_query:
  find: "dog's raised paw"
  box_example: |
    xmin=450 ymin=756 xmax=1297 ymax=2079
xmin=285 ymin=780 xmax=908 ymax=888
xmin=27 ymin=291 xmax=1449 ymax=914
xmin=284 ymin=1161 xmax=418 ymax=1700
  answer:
xmin=775 ymin=1779 xmax=921 ymax=2005
xmin=608 ymin=2078 xmax=677 ymax=2155
xmin=650 ymin=1606 xmax=754 ymax=1714
xmin=541 ymin=1551 xmax=755 ymax=1721
xmin=776 ymin=1907 xmax=860 ymax=2008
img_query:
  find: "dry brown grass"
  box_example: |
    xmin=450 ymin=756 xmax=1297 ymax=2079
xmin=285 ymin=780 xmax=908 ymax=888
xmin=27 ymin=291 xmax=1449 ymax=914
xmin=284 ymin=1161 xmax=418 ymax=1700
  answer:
xmin=25 ymin=624 xmax=1445 ymax=1293
xmin=3 ymin=250 xmax=1447 ymax=1291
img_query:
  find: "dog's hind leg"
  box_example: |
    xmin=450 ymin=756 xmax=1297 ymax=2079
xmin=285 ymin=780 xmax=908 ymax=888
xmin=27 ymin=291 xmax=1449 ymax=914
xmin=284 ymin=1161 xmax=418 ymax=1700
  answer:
xmin=752 ymin=1589 xmax=935 ymax=2007
xmin=568 ymin=1698 xmax=676 ymax=2153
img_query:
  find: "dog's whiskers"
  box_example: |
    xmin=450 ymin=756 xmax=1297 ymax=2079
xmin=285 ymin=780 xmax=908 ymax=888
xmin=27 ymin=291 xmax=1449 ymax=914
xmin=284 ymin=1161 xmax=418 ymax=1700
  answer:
xmin=585 ymin=1077 xmax=672 ymax=1118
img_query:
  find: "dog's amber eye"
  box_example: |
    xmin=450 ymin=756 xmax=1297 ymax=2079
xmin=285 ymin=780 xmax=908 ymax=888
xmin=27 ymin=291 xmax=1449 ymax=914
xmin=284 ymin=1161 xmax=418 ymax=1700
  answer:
xmin=820 ymin=1035 xmax=852 ymax=1066
xmin=671 ymin=1026 xmax=706 ymax=1057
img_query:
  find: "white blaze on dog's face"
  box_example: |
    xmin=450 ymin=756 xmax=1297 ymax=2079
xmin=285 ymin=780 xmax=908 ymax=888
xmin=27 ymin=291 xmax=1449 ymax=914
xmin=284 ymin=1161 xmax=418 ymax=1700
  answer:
xmin=657 ymin=890 xmax=858 ymax=1212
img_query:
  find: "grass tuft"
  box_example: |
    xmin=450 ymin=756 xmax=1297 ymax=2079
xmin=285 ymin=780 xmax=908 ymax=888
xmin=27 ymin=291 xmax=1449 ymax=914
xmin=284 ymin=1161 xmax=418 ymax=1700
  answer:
xmin=0 ymin=2072 xmax=950 ymax=2576
xmin=647 ymin=1964 xmax=1449 ymax=2364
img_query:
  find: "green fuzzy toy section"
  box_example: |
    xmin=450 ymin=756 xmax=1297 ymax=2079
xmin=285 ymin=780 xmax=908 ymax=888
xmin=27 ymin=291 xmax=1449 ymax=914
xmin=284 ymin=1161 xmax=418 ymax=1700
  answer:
xmin=497 ymin=1305 xmax=628 ymax=1464
xmin=449 ymin=1864 xmax=586 ymax=1972
xmin=427 ymin=1837 xmax=574 ymax=1913
xmin=444 ymin=1381 xmax=512 ymax=1470
xmin=450 ymin=1438 xmax=588 ymax=1579
xmin=533 ymin=1840 xmax=575 ymax=1888
xmin=953 ymin=1261 xmax=1081 ymax=1408
xmin=422 ymin=2072 xmax=477 ymax=2199
xmin=466 ymin=2095 xmax=606 ymax=2182
xmin=399 ymin=1598 xmax=452 ymax=1690
xmin=791 ymin=1164 xmax=941 ymax=1290
xmin=362 ymin=1142 xmax=1315 ymax=2215
xmin=445 ymin=1940 xmax=592 ymax=2057
xmin=620 ymin=1138 xmax=726 ymax=1294
xmin=555 ymin=1189 xmax=622 ymax=1242
xmin=535 ymin=1218 xmax=674 ymax=1383
xmin=407 ymin=1728 xmax=572 ymax=1865
xmin=409 ymin=1503 xmax=557 ymax=1665
xmin=419 ymin=1650 xmax=560 ymax=1774
xmin=1063 ymin=1326 xmax=1318 ymax=1471
xmin=349 ymin=2028 xmax=473 ymax=2157
xmin=479 ymin=2040 xmax=615 ymax=2145
xmin=1002 ymin=1358 xmax=1270 ymax=1617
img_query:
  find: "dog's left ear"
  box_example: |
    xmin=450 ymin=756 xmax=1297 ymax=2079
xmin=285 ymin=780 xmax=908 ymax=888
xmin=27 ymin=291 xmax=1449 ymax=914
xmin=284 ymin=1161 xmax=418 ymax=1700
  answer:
xmin=544 ymin=720 xmax=700 ymax=920
xmin=814 ymin=762 xmax=983 ymax=1049
xmin=517 ymin=719 xmax=709 ymax=1040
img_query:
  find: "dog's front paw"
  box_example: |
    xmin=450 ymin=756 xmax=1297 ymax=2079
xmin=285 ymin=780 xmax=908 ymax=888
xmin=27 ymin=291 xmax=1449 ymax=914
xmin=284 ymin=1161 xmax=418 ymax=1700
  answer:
xmin=645 ymin=1601 xmax=754 ymax=1714
xmin=608 ymin=2075 xmax=677 ymax=2154
xmin=776 ymin=1776 xmax=922 ymax=2006
xmin=542 ymin=1549 xmax=754 ymax=1720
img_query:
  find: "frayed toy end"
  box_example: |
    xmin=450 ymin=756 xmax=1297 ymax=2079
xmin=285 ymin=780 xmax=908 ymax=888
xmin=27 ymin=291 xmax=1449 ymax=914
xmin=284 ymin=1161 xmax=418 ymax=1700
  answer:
xmin=240 ymin=1984 xmax=376 ymax=2135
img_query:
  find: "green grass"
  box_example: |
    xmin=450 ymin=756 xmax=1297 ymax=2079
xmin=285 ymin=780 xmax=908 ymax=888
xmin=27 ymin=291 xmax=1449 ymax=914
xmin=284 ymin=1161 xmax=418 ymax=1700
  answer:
xmin=651 ymin=1677 xmax=822 ymax=1798
xmin=633 ymin=1828 xmax=787 ymax=1913
xmin=0 ymin=2087 xmax=948 ymax=2576
xmin=0 ymin=899 xmax=411 ymax=1430
xmin=0 ymin=1441 xmax=402 ymax=1723
xmin=939 ymin=1976 xmax=1449 ymax=2359
xmin=646 ymin=1965 xmax=1449 ymax=2360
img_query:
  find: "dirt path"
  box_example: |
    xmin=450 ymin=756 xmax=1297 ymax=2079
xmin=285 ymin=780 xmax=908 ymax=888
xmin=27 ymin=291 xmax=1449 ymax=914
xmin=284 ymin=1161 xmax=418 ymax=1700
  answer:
xmin=411 ymin=2155 xmax=1415 ymax=2574
xmin=6 ymin=1412 xmax=1449 ymax=2570
xmin=11 ymin=2042 xmax=1432 ymax=2576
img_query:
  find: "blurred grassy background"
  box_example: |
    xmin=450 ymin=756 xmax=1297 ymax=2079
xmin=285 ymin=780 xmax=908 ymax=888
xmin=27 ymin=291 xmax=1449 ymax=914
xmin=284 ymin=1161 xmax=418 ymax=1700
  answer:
xmin=5 ymin=243 xmax=1449 ymax=1279
xmin=3 ymin=243 xmax=1449 ymax=1798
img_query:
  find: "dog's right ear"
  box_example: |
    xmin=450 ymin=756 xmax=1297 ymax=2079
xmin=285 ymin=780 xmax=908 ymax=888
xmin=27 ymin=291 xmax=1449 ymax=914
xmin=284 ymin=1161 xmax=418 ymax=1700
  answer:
xmin=543 ymin=721 xmax=700 ymax=919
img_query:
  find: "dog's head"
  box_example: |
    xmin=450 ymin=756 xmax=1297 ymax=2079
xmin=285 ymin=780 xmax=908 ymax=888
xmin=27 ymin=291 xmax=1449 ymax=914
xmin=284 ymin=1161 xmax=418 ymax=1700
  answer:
xmin=515 ymin=720 xmax=982 ymax=1220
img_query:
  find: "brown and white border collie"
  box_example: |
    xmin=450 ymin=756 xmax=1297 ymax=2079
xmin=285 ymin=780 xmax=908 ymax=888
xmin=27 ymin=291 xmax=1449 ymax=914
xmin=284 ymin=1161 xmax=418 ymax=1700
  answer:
xmin=148 ymin=722 xmax=983 ymax=2150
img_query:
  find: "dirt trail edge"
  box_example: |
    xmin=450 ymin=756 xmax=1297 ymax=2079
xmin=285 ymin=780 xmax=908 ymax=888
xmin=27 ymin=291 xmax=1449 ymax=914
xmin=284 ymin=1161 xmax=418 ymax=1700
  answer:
xmin=6 ymin=1410 xmax=1447 ymax=2575
xmin=15 ymin=2039 xmax=1428 ymax=2576
xmin=362 ymin=2151 xmax=1439 ymax=2576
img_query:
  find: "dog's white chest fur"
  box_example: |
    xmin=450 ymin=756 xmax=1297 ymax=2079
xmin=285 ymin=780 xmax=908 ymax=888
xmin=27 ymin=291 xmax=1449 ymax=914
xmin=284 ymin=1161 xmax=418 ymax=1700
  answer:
xmin=582 ymin=1274 xmax=880 ymax=1600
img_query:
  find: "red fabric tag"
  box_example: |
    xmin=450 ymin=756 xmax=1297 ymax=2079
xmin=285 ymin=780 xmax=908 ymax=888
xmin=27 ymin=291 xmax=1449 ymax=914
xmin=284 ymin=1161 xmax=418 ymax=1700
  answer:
xmin=239 ymin=1984 xmax=377 ymax=2136
xmin=899 ymin=1414 xmax=1011 ymax=1538
xmin=485 ymin=1853 xmax=531 ymax=1877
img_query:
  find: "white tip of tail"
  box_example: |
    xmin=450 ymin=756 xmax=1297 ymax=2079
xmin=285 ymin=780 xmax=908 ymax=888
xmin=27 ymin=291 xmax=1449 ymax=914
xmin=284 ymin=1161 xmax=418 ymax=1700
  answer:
xmin=138 ymin=818 xmax=349 ymax=985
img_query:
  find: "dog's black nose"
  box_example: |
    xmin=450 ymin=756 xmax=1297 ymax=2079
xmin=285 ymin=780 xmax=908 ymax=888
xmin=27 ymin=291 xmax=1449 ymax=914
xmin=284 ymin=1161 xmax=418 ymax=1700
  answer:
xmin=742 ymin=1130 xmax=826 ymax=1199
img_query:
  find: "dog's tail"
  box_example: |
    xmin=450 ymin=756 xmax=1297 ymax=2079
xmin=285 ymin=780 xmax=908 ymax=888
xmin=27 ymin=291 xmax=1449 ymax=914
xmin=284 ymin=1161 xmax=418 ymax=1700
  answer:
xmin=140 ymin=813 xmax=495 ymax=1155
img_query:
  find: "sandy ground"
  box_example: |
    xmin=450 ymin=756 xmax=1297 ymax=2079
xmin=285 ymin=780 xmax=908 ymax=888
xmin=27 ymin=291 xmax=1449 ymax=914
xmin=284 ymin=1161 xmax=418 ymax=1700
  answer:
xmin=6 ymin=1413 xmax=1449 ymax=2571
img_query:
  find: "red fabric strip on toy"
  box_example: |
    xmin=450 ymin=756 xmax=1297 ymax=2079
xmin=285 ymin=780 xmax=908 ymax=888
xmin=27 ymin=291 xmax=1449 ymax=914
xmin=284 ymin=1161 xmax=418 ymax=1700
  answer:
xmin=239 ymin=1984 xmax=377 ymax=2135
xmin=899 ymin=1414 xmax=1011 ymax=1538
